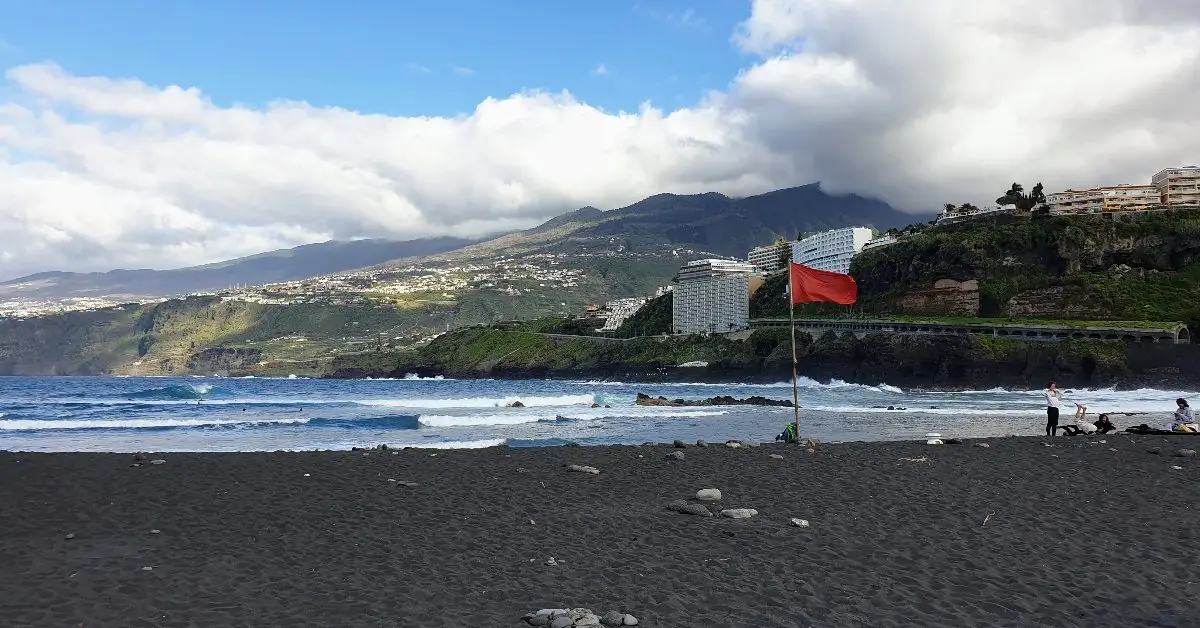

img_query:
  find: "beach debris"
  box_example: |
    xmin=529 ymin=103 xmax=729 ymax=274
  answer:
xmin=64 ymin=533 xmax=75 ymax=540
xmin=429 ymin=453 xmax=437 ymax=457
xmin=665 ymin=451 xmax=685 ymax=461
xmin=974 ymin=442 xmax=991 ymax=448
xmin=672 ymin=440 xmax=688 ymax=448
xmin=544 ymin=557 xmax=558 ymax=566
xmin=720 ymin=508 xmax=758 ymax=519
xmin=790 ymin=518 xmax=811 ymax=528
xmin=1172 ymin=465 xmax=1184 ymax=470
xmin=522 ymin=608 xmax=638 ymax=627
xmin=565 ymin=464 xmax=601 ymax=475
xmin=696 ymin=440 xmax=708 ymax=447
xmin=769 ymin=454 xmax=785 ymax=460
xmin=982 ymin=511 xmax=995 ymax=527
xmin=303 ymin=473 xmax=310 ymax=477
xmin=1176 ymin=449 xmax=1196 ymax=457
xmin=529 ymin=519 xmax=536 ymax=526
xmin=725 ymin=441 xmax=742 ymax=449
xmin=695 ymin=488 xmax=722 ymax=502
xmin=667 ymin=499 xmax=713 ymax=517
xmin=150 ymin=529 xmax=161 ymax=535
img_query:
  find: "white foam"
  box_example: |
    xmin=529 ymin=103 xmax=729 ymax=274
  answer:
xmin=359 ymin=393 xmax=597 ymax=409
xmin=417 ymin=408 xmax=728 ymax=427
xmin=401 ymin=438 xmax=507 ymax=449
xmin=0 ymin=416 xmax=311 ymax=431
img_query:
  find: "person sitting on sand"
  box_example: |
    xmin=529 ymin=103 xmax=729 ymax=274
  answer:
xmin=1171 ymin=398 xmax=1198 ymax=433
xmin=1094 ymin=413 xmax=1116 ymax=434
xmin=775 ymin=422 xmax=799 ymax=444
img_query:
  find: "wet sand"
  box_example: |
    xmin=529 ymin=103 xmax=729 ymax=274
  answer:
xmin=1 ymin=435 xmax=1197 ymax=627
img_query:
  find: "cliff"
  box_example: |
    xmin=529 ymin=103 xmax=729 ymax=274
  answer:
xmin=321 ymin=326 xmax=1200 ymax=390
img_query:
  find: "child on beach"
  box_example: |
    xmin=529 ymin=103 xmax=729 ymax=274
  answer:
xmin=1094 ymin=413 xmax=1116 ymax=434
xmin=1044 ymin=381 xmax=1061 ymax=436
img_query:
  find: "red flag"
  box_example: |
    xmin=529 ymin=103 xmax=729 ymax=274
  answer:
xmin=789 ymin=263 xmax=857 ymax=305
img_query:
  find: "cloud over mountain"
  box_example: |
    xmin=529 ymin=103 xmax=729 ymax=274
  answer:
xmin=2 ymin=0 xmax=1198 ymax=278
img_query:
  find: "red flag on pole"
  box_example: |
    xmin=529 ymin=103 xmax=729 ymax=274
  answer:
xmin=788 ymin=263 xmax=858 ymax=305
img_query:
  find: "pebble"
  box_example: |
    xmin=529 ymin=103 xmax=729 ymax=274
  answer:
xmin=141 ymin=566 xmax=153 ymax=571
xmin=974 ymin=442 xmax=991 ymax=448
xmin=667 ymin=499 xmax=713 ymax=517
xmin=769 ymin=454 xmax=785 ymax=460
xmin=303 ymin=473 xmax=310 ymax=477
xmin=790 ymin=518 xmax=810 ymax=528
xmin=544 ymin=557 xmax=558 ymax=566
xmin=695 ymin=488 xmax=722 ymax=502
xmin=566 ymin=464 xmax=601 ymax=475
xmin=623 ymin=615 xmax=639 ymax=626
xmin=395 ymin=480 xmax=419 ymax=487
xmin=1176 ymin=449 xmax=1196 ymax=457
xmin=524 ymin=609 xmax=638 ymax=627
xmin=64 ymin=533 xmax=75 ymax=540
xmin=1172 ymin=465 xmax=1184 ymax=470
xmin=150 ymin=529 xmax=161 ymax=535
xmin=665 ymin=451 xmax=685 ymax=461
xmin=672 ymin=440 xmax=688 ymax=448
xmin=149 ymin=459 xmax=166 ymax=465
xmin=1148 ymin=448 xmax=1162 ymax=455
xmin=720 ymin=508 xmax=758 ymax=519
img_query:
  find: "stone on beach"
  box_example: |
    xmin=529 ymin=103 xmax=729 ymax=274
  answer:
xmin=566 ymin=464 xmax=601 ymax=475
xmin=790 ymin=518 xmax=811 ymax=527
xmin=667 ymin=499 xmax=713 ymax=517
xmin=695 ymin=440 xmax=708 ymax=447
xmin=149 ymin=459 xmax=166 ymax=465
xmin=769 ymin=454 xmax=785 ymax=460
xmin=1176 ymin=449 xmax=1196 ymax=457
xmin=725 ymin=441 xmax=742 ymax=449
xmin=974 ymin=442 xmax=991 ymax=448
xmin=695 ymin=488 xmax=722 ymax=502
xmin=672 ymin=440 xmax=688 ymax=448
xmin=720 ymin=508 xmax=758 ymax=519
xmin=665 ymin=451 xmax=685 ymax=461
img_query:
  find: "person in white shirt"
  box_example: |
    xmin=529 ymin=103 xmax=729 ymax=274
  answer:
xmin=1172 ymin=398 xmax=1198 ymax=433
xmin=1061 ymin=403 xmax=1098 ymax=436
xmin=1044 ymin=381 xmax=1061 ymax=436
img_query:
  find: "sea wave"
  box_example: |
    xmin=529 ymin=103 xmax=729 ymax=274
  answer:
xmin=418 ymin=408 xmax=727 ymax=427
xmin=0 ymin=416 xmax=311 ymax=431
xmin=358 ymin=393 xmax=599 ymax=409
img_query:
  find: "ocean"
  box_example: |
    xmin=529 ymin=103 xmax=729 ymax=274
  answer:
xmin=0 ymin=375 xmax=1188 ymax=452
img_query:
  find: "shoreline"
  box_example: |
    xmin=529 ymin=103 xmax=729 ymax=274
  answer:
xmin=3 ymin=437 xmax=1197 ymax=626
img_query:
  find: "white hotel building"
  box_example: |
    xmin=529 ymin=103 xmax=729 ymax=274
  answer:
xmin=672 ymin=259 xmax=758 ymax=334
xmin=791 ymin=227 xmax=874 ymax=274
xmin=746 ymin=241 xmax=791 ymax=274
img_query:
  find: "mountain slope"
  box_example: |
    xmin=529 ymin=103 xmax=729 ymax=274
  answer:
xmin=1 ymin=236 xmax=477 ymax=300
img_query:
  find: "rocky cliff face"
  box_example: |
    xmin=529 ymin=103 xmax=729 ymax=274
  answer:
xmin=851 ymin=210 xmax=1200 ymax=327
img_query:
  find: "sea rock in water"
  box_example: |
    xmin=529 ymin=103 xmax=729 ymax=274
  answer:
xmin=635 ymin=392 xmax=793 ymax=408
xmin=720 ymin=508 xmax=758 ymax=519
xmin=665 ymin=451 xmax=685 ymax=461
xmin=667 ymin=500 xmax=713 ymax=517
xmin=566 ymin=464 xmax=601 ymax=474
xmin=695 ymin=488 xmax=722 ymax=502
xmin=508 ymin=401 xmax=525 ymax=408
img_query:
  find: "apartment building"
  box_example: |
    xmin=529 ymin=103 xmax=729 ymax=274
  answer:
xmin=791 ymin=227 xmax=874 ymax=274
xmin=1152 ymin=166 xmax=1200 ymax=207
xmin=861 ymin=234 xmax=898 ymax=252
xmin=671 ymin=259 xmax=757 ymax=334
xmin=746 ymin=241 xmax=791 ymax=274
xmin=597 ymin=297 xmax=648 ymax=332
xmin=1046 ymin=184 xmax=1159 ymax=214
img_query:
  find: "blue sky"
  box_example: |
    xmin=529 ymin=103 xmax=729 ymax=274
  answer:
xmin=0 ymin=0 xmax=751 ymax=115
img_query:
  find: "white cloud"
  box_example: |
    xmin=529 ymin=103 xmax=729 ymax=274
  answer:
xmin=451 ymin=64 xmax=474 ymax=77
xmin=406 ymin=62 xmax=433 ymax=74
xmin=2 ymin=0 xmax=1199 ymax=278
xmin=592 ymin=63 xmax=610 ymax=76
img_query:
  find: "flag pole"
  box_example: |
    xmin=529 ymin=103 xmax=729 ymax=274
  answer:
xmin=788 ymin=265 xmax=800 ymax=438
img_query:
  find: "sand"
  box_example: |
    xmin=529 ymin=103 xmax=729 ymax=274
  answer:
xmin=1 ymin=436 xmax=1197 ymax=627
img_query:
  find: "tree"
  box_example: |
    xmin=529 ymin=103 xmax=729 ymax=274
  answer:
xmin=943 ymin=203 xmax=957 ymax=214
xmin=958 ymin=203 xmax=979 ymax=212
xmin=995 ymin=182 xmax=1047 ymax=213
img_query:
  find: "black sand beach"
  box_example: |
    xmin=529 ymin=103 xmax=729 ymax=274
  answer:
xmin=2 ymin=436 xmax=1197 ymax=627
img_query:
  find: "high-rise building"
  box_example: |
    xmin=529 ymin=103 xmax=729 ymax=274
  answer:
xmin=671 ymin=259 xmax=758 ymax=334
xmin=746 ymin=241 xmax=791 ymax=274
xmin=1152 ymin=166 xmax=1200 ymax=207
xmin=791 ymin=227 xmax=874 ymax=274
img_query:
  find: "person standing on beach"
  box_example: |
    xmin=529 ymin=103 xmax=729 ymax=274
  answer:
xmin=1044 ymin=381 xmax=1061 ymax=436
